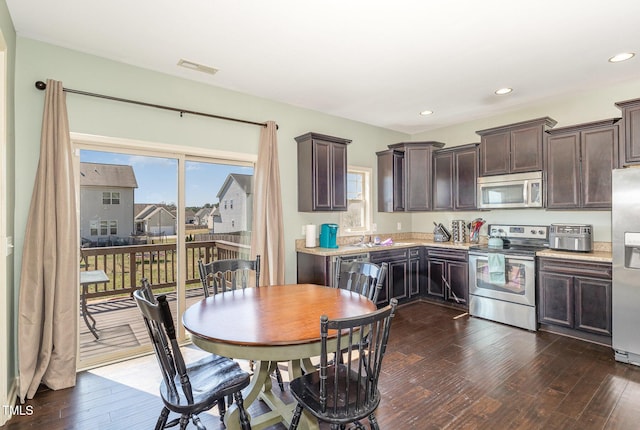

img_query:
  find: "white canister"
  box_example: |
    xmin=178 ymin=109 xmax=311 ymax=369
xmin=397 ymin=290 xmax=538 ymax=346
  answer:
xmin=305 ymin=224 xmax=317 ymax=247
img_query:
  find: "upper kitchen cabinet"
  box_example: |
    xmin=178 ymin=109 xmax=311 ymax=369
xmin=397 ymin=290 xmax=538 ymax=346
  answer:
xmin=376 ymin=148 xmax=405 ymax=212
xmin=433 ymin=143 xmax=479 ymax=211
xmin=296 ymin=132 xmax=351 ymax=212
xmin=545 ymin=118 xmax=620 ymax=210
xmin=476 ymin=117 xmax=557 ymax=176
xmin=377 ymin=141 xmax=445 ymax=212
xmin=615 ymin=97 xmax=640 ymax=166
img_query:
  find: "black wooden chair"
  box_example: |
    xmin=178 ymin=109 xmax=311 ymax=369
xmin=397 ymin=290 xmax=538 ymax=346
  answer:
xmin=332 ymin=260 xmax=388 ymax=364
xmin=198 ymin=256 xmax=261 ymax=297
xmin=334 ymin=260 xmax=388 ymax=304
xmin=133 ymin=279 xmax=252 ymax=430
xmin=197 ymin=256 xmax=285 ymax=392
xmin=288 ymin=299 xmax=398 ymax=430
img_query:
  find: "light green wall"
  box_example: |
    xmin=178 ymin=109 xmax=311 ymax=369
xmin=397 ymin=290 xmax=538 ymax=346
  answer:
xmin=409 ymin=79 xmax=640 ymax=242
xmin=0 ymin=0 xmax=16 ymax=412
xmin=13 ymin=37 xmax=408 ymax=292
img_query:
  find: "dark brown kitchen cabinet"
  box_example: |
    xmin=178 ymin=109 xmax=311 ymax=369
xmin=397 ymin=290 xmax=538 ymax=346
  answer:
xmin=296 ymin=252 xmax=331 ymax=286
xmin=476 ymin=117 xmax=557 ymax=176
xmin=377 ymin=141 xmax=445 ymax=212
xmin=370 ymin=248 xmax=410 ymax=305
xmin=615 ymin=97 xmax=640 ymax=166
xmin=545 ymin=118 xmax=619 ymax=210
xmin=433 ymin=143 xmax=478 ymax=211
xmin=538 ymin=257 xmax=612 ymax=343
xmin=376 ymin=149 xmax=404 ymax=212
xmin=425 ymin=248 xmax=468 ymax=309
xmin=296 ymin=132 xmax=351 ymax=212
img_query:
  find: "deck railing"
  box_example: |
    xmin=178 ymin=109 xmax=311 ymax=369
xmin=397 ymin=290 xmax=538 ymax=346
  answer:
xmin=80 ymin=240 xmax=250 ymax=300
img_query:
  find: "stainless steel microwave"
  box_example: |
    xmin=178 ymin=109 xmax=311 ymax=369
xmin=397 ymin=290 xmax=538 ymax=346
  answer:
xmin=477 ymin=171 xmax=543 ymax=209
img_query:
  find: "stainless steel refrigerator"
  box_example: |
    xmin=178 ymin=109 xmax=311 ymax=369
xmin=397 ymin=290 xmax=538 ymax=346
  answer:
xmin=612 ymin=167 xmax=640 ymax=366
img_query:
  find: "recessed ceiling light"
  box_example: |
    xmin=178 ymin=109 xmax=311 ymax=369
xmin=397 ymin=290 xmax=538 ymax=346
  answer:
xmin=495 ymin=88 xmax=513 ymax=95
xmin=177 ymin=59 xmax=219 ymax=75
xmin=419 ymin=110 xmax=433 ymax=116
xmin=609 ymin=52 xmax=635 ymax=63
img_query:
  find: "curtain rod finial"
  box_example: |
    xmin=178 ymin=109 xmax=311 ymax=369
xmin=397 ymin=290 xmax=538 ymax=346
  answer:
xmin=35 ymin=81 xmax=47 ymax=90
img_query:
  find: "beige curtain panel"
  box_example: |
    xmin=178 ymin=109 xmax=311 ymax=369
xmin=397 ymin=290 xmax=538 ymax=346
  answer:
xmin=18 ymin=79 xmax=79 ymax=401
xmin=251 ymin=121 xmax=285 ymax=286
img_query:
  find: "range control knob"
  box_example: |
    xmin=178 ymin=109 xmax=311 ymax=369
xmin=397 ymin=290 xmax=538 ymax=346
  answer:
xmin=530 ymin=229 xmax=536 ymax=234
xmin=538 ymin=229 xmax=545 ymax=235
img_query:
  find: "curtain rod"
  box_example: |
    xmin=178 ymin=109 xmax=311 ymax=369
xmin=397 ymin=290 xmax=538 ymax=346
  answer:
xmin=34 ymin=80 xmax=273 ymax=129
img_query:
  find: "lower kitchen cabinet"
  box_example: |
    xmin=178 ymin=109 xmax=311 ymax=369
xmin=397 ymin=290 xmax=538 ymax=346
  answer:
xmin=538 ymin=257 xmax=612 ymax=343
xmin=424 ymin=247 xmax=468 ymax=309
xmin=370 ymin=248 xmax=415 ymax=306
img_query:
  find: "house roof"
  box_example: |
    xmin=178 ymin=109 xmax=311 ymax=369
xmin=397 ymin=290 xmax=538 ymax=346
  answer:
xmin=195 ymin=207 xmax=212 ymax=218
xmin=216 ymin=174 xmax=253 ymax=199
xmin=80 ymin=162 xmax=138 ymax=188
xmin=134 ymin=204 xmax=176 ymax=222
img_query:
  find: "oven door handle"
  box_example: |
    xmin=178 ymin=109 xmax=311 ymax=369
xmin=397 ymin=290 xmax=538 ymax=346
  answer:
xmin=469 ymin=253 xmax=534 ymax=262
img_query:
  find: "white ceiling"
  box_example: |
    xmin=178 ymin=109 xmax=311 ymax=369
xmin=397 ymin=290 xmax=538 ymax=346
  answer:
xmin=7 ymin=0 xmax=640 ymax=134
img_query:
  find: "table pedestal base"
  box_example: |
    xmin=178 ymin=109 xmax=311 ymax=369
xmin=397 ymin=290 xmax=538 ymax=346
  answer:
xmin=224 ymin=360 xmax=318 ymax=430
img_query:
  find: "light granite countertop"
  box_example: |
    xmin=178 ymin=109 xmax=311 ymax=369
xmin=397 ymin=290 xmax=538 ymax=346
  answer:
xmin=296 ymin=233 xmax=612 ymax=263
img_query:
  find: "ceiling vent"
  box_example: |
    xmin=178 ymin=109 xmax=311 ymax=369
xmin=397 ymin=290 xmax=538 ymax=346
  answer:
xmin=177 ymin=59 xmax=219 ymax=75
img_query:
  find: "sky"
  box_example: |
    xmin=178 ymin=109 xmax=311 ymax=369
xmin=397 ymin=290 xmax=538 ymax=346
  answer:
xmin=80 ymin=150 xmax=253 ymax=207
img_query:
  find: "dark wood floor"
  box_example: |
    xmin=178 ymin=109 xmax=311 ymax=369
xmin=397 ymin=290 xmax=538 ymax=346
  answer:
xmin=7 ymin=301 xmax=640 ymax=429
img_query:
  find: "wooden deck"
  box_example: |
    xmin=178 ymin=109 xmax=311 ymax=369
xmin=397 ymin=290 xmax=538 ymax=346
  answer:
xmin=79 ymin=287 xmax=203 ymax=364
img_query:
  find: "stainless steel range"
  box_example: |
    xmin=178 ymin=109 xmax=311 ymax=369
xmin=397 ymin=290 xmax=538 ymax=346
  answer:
xmin=468 ymin=224 xmax=549 ymax=331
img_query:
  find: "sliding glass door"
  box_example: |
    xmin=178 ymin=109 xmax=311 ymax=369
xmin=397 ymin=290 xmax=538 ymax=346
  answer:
xmin=74 ymin=141 xmax=254 ymax=370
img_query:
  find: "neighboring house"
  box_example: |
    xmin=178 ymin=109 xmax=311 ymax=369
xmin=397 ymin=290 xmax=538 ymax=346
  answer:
xmin=80 ymin=162 xmax=138 ymax=243
xmin=214 ymin=174 xmax=253 ymax=233
xmin=208 ymin=206 xmax=221 ymax=231
xmin=184 ymin=209 xmax=196 ymax=224
xmin=194 ymin=207 xmax=212 ymax=226
xmin=134 ymin=204 xmax=177 ymax=235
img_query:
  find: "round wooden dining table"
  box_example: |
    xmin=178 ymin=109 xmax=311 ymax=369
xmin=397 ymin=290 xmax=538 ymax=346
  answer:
xmin=182 ymin=283 xmax=377 ymax=430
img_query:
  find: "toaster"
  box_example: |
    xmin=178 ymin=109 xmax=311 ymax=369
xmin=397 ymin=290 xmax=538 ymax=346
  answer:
xmin=549 ymin=224 xmax=593 ymax=252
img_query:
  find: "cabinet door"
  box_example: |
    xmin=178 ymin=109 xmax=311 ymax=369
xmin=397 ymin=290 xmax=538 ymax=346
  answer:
xmin=581 ymin=126 xmax=617 ymax=209
xmin=510 ymin=125 xmax=543 ymax=173
xmin=619 ymin=100 xmax=640 ymax=165
xmin=574 ymin=277 xmax=612 ymax=336
xmin=446 ymin=260 xmax=468 ymax=305
xmin=331 ymin=142 xmax=348 ymax=210
xmin=545 ymin=132 xmax=581 ymax=209
xmin=432 ymin=151 xmax=454 ymax=211
xmin=480 ymin=132 xmax=510 ymax=176
xmin=426 ymin=258 xmax=445 ymax=298
xmin=376 ymin=151 xmax=393 ymax=213
xmin=454 ymin=146 xmax=478 ymax=210
xmin=312 ymin=140 xmax=332 ymax=210
xmin=393 ymin=151 xmax=405 ymax=211
xmin=409 ymin=255 xmax=420 ymax=297
xmin=538 ymin=271 xmax=574 ymax=327
xmin=388 ymin=259 xmax=409 ymax=301
xmin=405 ymin=146 xmax=433 ymax=211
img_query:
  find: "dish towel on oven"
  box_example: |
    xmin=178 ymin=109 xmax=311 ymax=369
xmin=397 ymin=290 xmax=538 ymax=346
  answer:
xmin=488 ymin=253 xmax=506 ymax=285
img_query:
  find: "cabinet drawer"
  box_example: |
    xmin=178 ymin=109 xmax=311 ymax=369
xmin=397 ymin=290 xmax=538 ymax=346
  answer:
xmin=426 ymin=248 xmax=467 ymax=262
xmin=538 ymin=258 xmax=611 ymax=279
xmin=371 ymin=249 xmax=409 ymax=262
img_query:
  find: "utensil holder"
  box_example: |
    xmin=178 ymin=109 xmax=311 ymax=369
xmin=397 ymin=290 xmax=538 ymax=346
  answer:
xmin=451 ymin=220 xmax=467 ymax=243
